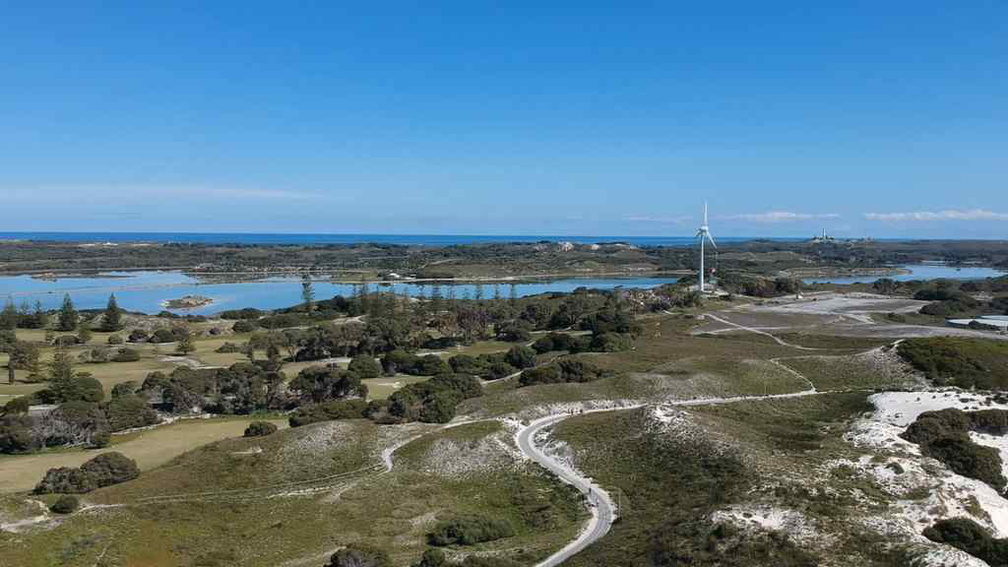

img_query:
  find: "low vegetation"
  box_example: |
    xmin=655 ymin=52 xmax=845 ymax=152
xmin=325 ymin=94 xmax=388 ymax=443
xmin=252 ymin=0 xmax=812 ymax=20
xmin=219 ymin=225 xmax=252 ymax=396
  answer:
xmin=902 ymin=408 xmax=1008 ymax=491
xmin=428 ymin=514 xmax=515 ymax=546
xmin=897 ymin=337 xmax=1008 ymax=389
xmin=923 ymin=517 xmax=1008 ymax=565
xmin=35 ymin=451 xmax=140 ymax=494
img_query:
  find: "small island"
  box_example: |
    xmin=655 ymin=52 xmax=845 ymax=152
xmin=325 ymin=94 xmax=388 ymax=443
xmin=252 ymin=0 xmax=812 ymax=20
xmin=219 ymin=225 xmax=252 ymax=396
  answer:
xmin=162 ymin=295 xmax=213 ymax=309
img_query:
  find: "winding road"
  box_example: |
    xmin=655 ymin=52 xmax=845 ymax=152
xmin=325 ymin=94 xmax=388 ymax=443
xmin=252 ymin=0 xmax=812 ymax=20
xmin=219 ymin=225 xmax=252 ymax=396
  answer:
xmin=516 ymin=410 xmax=625 ymax=567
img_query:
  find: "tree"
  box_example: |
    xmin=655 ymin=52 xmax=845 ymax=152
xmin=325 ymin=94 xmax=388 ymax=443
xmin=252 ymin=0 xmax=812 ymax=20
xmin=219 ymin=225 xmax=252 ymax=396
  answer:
xmin=101 ymin=294 xmax=122 ymax=331
xmin=348 ymin=355 xmax=381 ymax=379
xmin=9 ymin=341 xmax=40 ymax=376
xmin=0 ymin=299 xmax=16 ymax=330
xmin=302 ymin=274 xmax=315 ymax=312
xmin=77 ymin=325 xmax=92 ymax=344
xmin=49 ymin=347 xmax=75 ymax=383
xmin=176 ymin=328 xmax=195 ymax=355
xmin=57 ymin=294 xmax=77 ymax=331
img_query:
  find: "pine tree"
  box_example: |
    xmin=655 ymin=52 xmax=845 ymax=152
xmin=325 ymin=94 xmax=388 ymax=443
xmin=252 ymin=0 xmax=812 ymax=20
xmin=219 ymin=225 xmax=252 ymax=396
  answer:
xmin=0 ymin=298 xmax=16 ymax=330
xmin=101 ymin=294 xmax=122 ymax=331
xmin=301 ymin=274 xmax=315 ymax=312
xmin=57 ymin=294 xmax=77 ymax=331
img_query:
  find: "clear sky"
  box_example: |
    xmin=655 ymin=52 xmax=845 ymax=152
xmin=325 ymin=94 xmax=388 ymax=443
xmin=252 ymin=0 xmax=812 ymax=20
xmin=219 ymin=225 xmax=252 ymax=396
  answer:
xmin=1 ymin=1 xmax=1005 ymax=238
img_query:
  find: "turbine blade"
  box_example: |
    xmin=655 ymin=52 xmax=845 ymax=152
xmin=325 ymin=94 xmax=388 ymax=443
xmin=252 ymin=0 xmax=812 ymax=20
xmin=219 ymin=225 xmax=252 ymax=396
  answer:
xmin=706 ymin=233 xmax=717 ymax=249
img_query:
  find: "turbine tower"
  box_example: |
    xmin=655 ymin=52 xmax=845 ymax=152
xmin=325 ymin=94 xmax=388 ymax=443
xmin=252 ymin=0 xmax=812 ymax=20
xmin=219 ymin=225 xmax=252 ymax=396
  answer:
xmin=696 ymin=202 xmax=717 ymax=293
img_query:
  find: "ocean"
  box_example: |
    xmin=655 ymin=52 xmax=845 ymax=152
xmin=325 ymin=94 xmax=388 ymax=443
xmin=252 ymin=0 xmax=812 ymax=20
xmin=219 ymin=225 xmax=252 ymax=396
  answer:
xmin=0 ymin=232 xmax=804 ymax=247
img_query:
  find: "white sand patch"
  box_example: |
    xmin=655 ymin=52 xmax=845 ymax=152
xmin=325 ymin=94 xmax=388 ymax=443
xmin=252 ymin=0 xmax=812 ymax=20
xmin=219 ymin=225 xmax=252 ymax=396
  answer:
xmin=710 ymin=505 xmax=820 ymax=545
xmin=912 ymin=546 xmax=990 ymax=567
xmin=868 ymin=390 xmax=1008 ymax=428
xmin=848 ymin=390 xmax=1008 ymax=540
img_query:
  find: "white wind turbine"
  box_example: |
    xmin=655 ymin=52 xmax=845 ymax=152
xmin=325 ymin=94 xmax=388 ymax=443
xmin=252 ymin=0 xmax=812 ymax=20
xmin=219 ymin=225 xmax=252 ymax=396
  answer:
xmin=696 ymin=202 xmax=717 ymax=293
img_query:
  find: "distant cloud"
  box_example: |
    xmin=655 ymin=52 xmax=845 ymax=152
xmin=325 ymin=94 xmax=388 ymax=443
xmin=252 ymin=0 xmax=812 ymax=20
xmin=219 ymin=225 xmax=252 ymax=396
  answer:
xmin=624 ymin=215 xmax=692 ymax=224
xmin=719 ymin=211 xmax=841 ymax=223
xmin=3 ymin=184 xmax=323 ymax=202
xmin=864 ymin=209 xmax=1008 ymax=222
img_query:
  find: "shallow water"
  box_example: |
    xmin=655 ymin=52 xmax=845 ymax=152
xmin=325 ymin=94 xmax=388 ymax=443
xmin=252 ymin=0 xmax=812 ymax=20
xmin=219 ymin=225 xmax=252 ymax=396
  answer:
xmin=0 ymin=271 xmax=677 ymax=315
xmin=803 ymin=264 xmax=1005 ymax=285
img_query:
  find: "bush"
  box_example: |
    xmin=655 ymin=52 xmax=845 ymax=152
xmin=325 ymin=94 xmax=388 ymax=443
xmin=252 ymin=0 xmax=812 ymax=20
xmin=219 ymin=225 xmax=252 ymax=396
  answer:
xmin=504 ymin=345 xmax=536 ymax=369
xmin=428 ymin=515 xmax=515 ymax=546
xmin=289 ymin=399 xmax=369 ymax=427
xmin=924 ymin=437 xmax=1006 ymax=491
xmin=111 ymin=347 xmax=141 ymax=362
xmin=232 ymin=320 xmax=259 ymax=333
xmin=325 ymin=545 xmax=391 ymax=567
xmin=923 ymin=518 xmax=1008 ymax=565
xmin=531 ymin=332 xmax=590 ymax=354
xmin=518 ymin=359 xmax=607 ymax=387
xmin=149 ymin=328 xmax=185 ymax=343
xmin=589 ymin=332 xmax=633 ymax=352
xmin=215 ymin=342 xmax=243 ymax=353
xmin=497 ymin=321 xmax=532 ymax=342
xmin=244 ymin=421 xmax=278 ymax=437
xmin=127 ymin=329 xmax=149 ymax=343
xmin=348 ymin=355 xmax=381 ymax=379
xmin=381 ymin=350 xmax=418 ymax=375
xmin=107 ymin=334 xmax=124 ymax=345
xmin=79 ymin=451 xmax=140 ymax=488
xmin=35 ymin=466 xmax=97 ymax=494
xmin=0 ymin=415 xmax=36 ymax=453
xmin=897 ymin=337 xmax=1008 ymax=389
xmin=105 ymin=394 xmax=160 ymax=431
xmin=110 ymin=381 xmax=138 ymax=399
xmin=903 ymin=408 xmax=1008 ymax=491
xmin=50 ymin=494 xmax=79 ymax=514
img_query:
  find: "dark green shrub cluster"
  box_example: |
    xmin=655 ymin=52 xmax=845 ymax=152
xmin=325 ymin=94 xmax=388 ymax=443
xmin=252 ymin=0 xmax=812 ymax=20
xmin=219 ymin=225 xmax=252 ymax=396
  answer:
xmin=924 ymin=518 xmax=1008 ymax=565
xmin=387 ymin=374 xmax=482 ymax=423
xmin=142 ymin=361 xmax=288 ymax=414
xmin=111 ymin=347 xmax=140 ymax=362
xmin=35 ymin=451 xmax=139 ymax=494
xmin=324 ymin=544 xmax=390 ymax=567
xmin=105 ymin=394 xmax=160 ymax=431
xmin=381 ymin=351 xmax=451 ymax=376
xmin=243 ymin=421 xmax=278 ymax=437
xmin=232 ymin=320 xmax=259 ymax=333
xmin=428 ymin=515 xmax=515 ymax=546
xmin=532 ymin=332 xmax=633 ymax=355
xmin=446 ymin=346 xmax=536 ymax=381
xmin=902 ymin=408 xmax=1008 ymax=491
xmin=897 ymin=337 xmax=1008 ymax=389
xmin=49 ymin=495 xmax=79 ymax=514
xmin=289 ymin=366 xmax=366 ymax=404
xmin=518 ymin=359 xmax=609 ymax=387
xmin=289 ymin=400 xmax=369 ymax=427
xmin=347 ymin=355 xmax=381 ymax=379
xmin=215 ymin=342 xmax=243 ymax=353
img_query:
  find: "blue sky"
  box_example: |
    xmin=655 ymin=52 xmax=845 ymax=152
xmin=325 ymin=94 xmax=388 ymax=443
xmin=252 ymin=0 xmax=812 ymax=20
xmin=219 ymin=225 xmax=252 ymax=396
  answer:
xmin=1 ymin=1 xmax=1005 ymax=238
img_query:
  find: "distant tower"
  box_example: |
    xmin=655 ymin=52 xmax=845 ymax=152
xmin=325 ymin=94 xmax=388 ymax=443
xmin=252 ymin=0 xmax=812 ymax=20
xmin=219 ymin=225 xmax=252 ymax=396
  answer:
xmin=695 ymin=203 xmax=717 ymax=293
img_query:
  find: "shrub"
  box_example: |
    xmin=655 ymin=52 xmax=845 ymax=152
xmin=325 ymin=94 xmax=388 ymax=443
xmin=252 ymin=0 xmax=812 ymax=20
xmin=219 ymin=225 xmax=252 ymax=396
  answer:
xmin=518 ymin=359 xmax=607 ymax=387
xmin=381 ymin=350 xmax=418 ymax=375
xmin=923 ymin=518 xmax=1008 ymax=565
xmin=428 ymin=515 xmax=515 ymax=546
xmin=589 ymin=332 xmax=633 ymax=352
xmin=504 ymin=345 xmax=536 ymax=369
xmin=497 ymin=320 xmax=532 ymax=342
xmin=924 ymin=437 xmax=1006 ymax=491
xmin=289 ymin=399 xmax=369 ymax=427
xmin=149 ymin=328 xmax=177 ymax=343
xmin=215 ymin=342 xmax=243 ymax=353
xmin=414 ymin=355 xmax=451 ymax=376
xmin=35 ymin=467 xmax=96 ymax=494
xmin=325 ymin=545 xmax=391 ymax=567
xmin=107 ymin=334 xmax=124 ymax=345
xmin=105 ymin=394 xmax=160 ymax=431
xmin=111 ymin=347 xmax=141 ymax=362
xmin=0 ymin=415 xmax=36 ymax=454
xmin=127 ymin=329 xmax=149 ymax=343
xmin=412 ymin=549 xmax=448 ymax=567
xmin=110 ymin=381 xmax=138 ymax=399
xmin=244 ymin=421 xmax=278 ymax=437
xmin=232 ymin=320 xmax=259 ymax=333
xmin=348 ymin=355 xmax=381 ymax=379
xmin=50 ymin=495 xmax=79 ymax=514
xmin=897 ymin=337 xmax=1008 ymax=389
xmin=79 ymin=452 xmax=140 ymax=488
xmin=449 ymin=354 xmax=484 ymax=375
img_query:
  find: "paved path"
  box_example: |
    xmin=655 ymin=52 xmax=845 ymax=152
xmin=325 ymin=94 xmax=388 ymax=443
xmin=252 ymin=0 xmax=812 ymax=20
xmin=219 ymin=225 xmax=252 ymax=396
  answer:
xmin=516 ymin=411 xmax=620 ymax=567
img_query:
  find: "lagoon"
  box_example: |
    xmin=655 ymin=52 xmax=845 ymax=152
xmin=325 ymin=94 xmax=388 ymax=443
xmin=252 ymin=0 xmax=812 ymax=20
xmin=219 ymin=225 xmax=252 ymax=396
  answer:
xmin=0 ymin=272 xmax=678 ymax=315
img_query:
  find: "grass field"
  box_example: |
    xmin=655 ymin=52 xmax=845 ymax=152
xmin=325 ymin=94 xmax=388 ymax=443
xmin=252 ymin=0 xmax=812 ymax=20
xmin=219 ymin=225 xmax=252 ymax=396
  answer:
xmin=0 ymin=419 xmax=585 ymax=567
xmin=0 ymin=417 xmax=286 ymax=493
xmin=551 ymin=393 xmax=912 ymax=566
